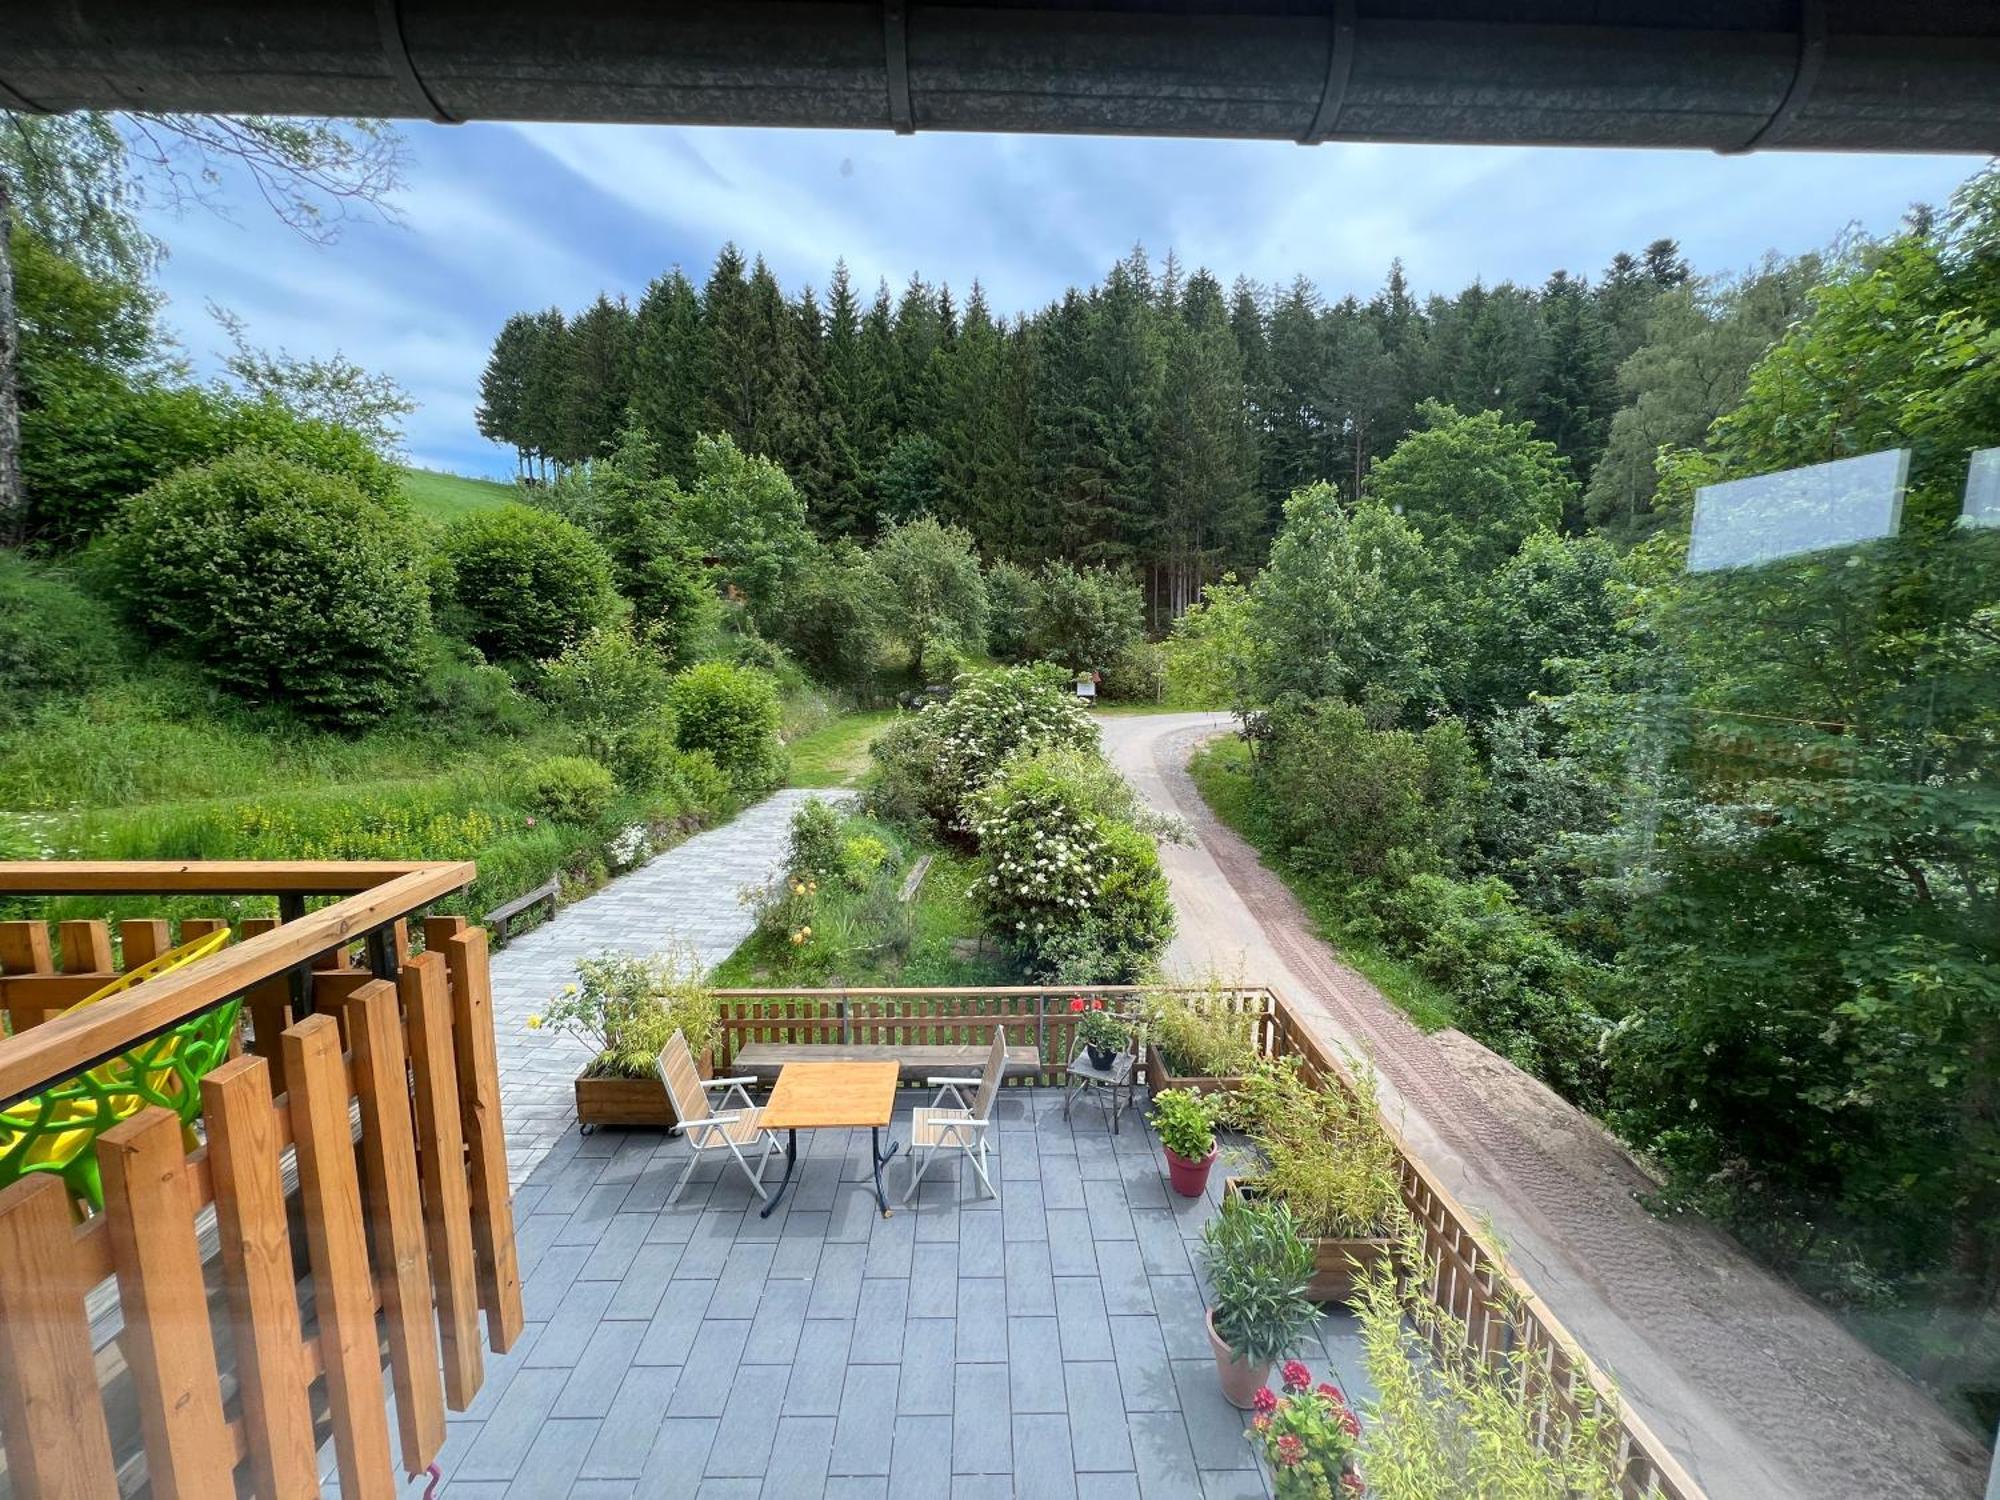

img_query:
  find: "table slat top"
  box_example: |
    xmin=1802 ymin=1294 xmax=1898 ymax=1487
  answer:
xmin=761 ymin=1059 xmax=900 ymax=1129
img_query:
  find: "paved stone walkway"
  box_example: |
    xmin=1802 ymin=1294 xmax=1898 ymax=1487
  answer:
xmin=491 ymin=789 xmax=851 ymax=1187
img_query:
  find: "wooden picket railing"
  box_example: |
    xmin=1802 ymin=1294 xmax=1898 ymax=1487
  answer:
xmin=719 ymin=982 xmax=1702 ymax=1500
xmin=0 ymin=862 xmax=524 ymax=1500
xmin=710 ymin=983 xmax=1277 ymax=1084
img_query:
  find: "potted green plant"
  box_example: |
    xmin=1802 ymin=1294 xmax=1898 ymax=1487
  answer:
xmin=1200 ymin=1191 xmax=1322 ymax=1408
xmin=1149 ymin=1086 xmax=1218 ymax=1197
xmin=1228 ymin=1058 xmax=1403 ymax=1304
xmin=1070 ymin=995 xmax=1126 ymax=1070
xmin=530 ymin=949 xmax=719 ymax=1130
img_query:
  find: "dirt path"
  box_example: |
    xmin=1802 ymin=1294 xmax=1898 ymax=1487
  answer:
xmin=1098 ymin=712 xmax=1990 ymax=1500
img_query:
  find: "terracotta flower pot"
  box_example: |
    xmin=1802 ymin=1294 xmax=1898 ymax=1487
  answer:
xmin=1164 ymin=1141 xmax=1217 ymax=1198
xmin=1206 ymin=1308 xmax=1272 ymax=1409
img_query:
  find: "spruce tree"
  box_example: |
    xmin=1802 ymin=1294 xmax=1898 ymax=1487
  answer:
xmin=891 ymin=272 xmax=943 ymax=432
xmin=1263 ymin=276 xmax=1327 ymax=501
xmin=741 ymin=255 xmax=803 ymax=464
xmin=631 ymin=268 xmax=706 ymax=483
xmin=521 ymin=307 xmax=569 ymax=481
xmin=558 ymin=293 xmax=635 ymax=467
xmin=779 ymin=279 xmax=832 ymax=504
xmin=1083 ymin=254 xmax=1163 ymax=568
xmin=475 ymin=311 xmax=536 ymax=476
xmin=701 ymin=243 xmax=755 ymax=446
xmin=819 ymin=260 xmax=875 ymax=536
xmin=1529 ymin=269 xmax=1618 ymax=501
xmin=1151 ymin=268 xmax=1254 ymax=621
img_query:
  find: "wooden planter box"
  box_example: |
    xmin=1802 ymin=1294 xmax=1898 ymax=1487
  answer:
xmin=1224 ymin=1176 xmax=1395 ymax=1305
xmin=574 ymin=1048 xmax=711 ymax=1130
xmin=1145 ymin=1043 xmax=1248 ymax=1104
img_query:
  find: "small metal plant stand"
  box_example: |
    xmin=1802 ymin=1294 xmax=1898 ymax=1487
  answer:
xmin=1063 ymin=1010 xmax=1144 ymax=1132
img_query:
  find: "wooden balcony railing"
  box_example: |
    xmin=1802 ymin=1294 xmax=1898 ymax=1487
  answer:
xmin=0 ymin=862 xmax=524 ymax=1500
xmin=716 ymin=982 xmax=1704 ymax=1500
xmin=710 ymin=983 xmax=1277 ymax=1085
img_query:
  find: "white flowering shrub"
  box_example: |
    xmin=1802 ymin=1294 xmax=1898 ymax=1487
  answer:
xmin=869 ymin=662 xmax=1097 ymax=834
xmin=969 ymin=751 xmax=1174 ymax=981
xmin=607 ymin=822 xmax=651 ymax=870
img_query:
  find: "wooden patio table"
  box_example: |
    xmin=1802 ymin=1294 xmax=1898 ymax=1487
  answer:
xmin=756 ymin=1059 xmax=901 ymax=1219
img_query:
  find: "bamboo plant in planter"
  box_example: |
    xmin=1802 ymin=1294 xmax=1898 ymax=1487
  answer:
xmin=531 ymin=949 xmax=720 ymax=1132
xmin=1199 ymin=1191 xmax=1322 ymax=1408
xmin=1144 ymin=979 xmax=1261 ymax=1122
xmin=1228 ymin=1056 xmax=1403 ymax=1305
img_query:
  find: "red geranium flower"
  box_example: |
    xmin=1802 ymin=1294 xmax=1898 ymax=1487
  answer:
xmin=1281 ymin=1360 xmax=1312 ymax=1392
xmin=1069 ymin=997 xmax=1085 ymax=1012
xmin=1317 ymin=1382 xmax=1346 ymax=1406
xmin=1091 ymin=998 xmax=1104 ymax=1010
xmin=1275 ymin=1434 xmax=1305 ymax=1468
xmin=1341 ymin=1474 xmax=1365 ymax=1495
xmin=1339 ymin=1407 xmax=1361 ymax=1439
xmin=1250 ymin=1414 xmax=1271 ymax=1433
xmin=1251 ymin=1386 xmax=1278 ymax=1414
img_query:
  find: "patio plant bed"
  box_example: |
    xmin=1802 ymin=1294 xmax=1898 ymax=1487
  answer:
xmin=534 ymin=949 xmax=720 ymax=1132
xmin=573 ymin=1046 xmax=710 ymax=1128
xmin=1230 ymin=1057 xmax=1405 ymax=1306
xmin=1142 ymin=981 xmax=1268 ymax=1111
xmin=1223 ymin=1175 xmax=1397 ymax=1304
xmin=1144 ymin=1041 xmax=1248 ymax=1103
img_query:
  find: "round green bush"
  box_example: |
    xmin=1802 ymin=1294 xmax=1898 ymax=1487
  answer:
xmin=518 ymin=756 xmax=616 ymax=825
xmin=666 ymin=661 xmax=784 ymax=795
xmin=93 ymin=449 xmax=429 ymax=728
xmin=608 ymin=728 xmax=730 ymax=816
xmin=439 ymin=504 xmax=619 ymax=665
xmin=787 ymin=799 xmax=845 ymax=882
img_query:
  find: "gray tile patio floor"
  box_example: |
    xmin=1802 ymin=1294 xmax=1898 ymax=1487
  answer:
xmin=413 ymin=1088 xmax=1372 ymax=1500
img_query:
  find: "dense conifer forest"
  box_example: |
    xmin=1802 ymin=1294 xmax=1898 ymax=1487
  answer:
xmin=476 ymin=235 xmax=1823 ymax=620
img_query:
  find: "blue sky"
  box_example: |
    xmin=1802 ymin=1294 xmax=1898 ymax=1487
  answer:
xmin=139 ymin=124 xmax=1983 ymax=477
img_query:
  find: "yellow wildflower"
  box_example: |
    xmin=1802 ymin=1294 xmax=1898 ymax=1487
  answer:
xmin=526 ymin=1014 xmax=543 ymax=1031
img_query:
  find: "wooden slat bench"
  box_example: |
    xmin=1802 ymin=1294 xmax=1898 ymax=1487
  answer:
xmin=730 ymin=1041 xmax=1042 ymax=1086
xmin=483 ymin=877 xmax=558 ymax=946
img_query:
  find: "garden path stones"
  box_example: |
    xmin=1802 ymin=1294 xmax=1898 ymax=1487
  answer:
xmin=489 ymin=788 xmax=855 ymax=1186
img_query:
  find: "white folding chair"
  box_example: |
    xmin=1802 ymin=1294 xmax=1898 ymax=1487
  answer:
xmin=904 ymin=1027 xmax=1007 ymax=1202
xmin=656 ymin=1029 xmax=780 ymax=1204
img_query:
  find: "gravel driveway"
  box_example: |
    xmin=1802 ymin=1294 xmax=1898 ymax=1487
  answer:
xmin=1096 ymin=711 xmax=1989 ymax=1500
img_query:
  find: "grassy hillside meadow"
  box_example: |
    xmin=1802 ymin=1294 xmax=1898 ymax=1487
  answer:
xmin=398 ymin=466 xmax=517 ymax=521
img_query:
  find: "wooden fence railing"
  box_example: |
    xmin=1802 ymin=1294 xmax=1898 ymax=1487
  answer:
xmin=0 ymin=863 xmax=524 ymax=1500
xmin=710 ymin=983 xmax=1277 ymax=1085
xmin=720 ymin=982 xmax=1703 ymax=1500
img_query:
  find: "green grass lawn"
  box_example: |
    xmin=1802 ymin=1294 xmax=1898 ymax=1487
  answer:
xmin=399 ymin=466 xmax=517 ymax=522
xmin=1187 ymin=736 xmax=1459 ymax=1033
xmin=784 ymin=709 xmax=901 ymax=787
xmin=709 ymin=844 xmax=1023 ymax=989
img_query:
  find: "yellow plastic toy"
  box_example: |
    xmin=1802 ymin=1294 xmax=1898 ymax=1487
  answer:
xmin=0 ymin=928 xmax=239 ymax=1212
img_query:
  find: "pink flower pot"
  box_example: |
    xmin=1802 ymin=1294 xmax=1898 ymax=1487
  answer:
xmin=1206 ymin=1307 xmax=1271 ymax=1409
xmin=1164 ymin=1141 xmax=1217 ymax=1198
